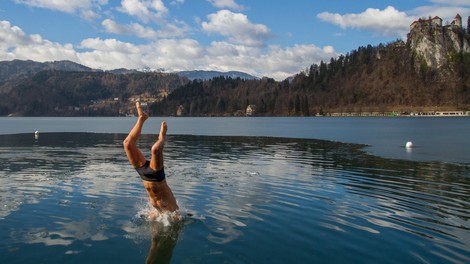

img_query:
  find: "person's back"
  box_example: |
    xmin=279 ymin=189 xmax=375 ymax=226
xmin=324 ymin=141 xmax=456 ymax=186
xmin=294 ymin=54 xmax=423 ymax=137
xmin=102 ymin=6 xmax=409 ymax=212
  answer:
xmin=143 ymin=177 xmax=178 ymax=212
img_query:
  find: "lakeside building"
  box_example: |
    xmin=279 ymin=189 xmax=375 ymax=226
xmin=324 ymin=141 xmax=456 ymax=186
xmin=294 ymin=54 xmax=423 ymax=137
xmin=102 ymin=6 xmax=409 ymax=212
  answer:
xmin=176 ymin=105 xmax=185 ymax=116
xmin=246 ymin=105 xmax=257 ymax=116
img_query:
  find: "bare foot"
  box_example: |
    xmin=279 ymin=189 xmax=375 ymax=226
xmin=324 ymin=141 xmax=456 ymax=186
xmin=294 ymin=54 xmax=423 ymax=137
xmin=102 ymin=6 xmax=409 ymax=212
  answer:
xmin=136 ymin=102 xmax=149 ymax=121
xmin=159 ymin=121 xmax=167 ymax=140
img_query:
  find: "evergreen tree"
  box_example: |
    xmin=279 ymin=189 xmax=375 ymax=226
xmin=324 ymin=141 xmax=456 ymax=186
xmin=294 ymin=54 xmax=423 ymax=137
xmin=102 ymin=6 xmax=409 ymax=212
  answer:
xmin=189 ymin=100 xmax=199 ymax=115
xmin=215 ymin=97 xmax=226 ymax=112
xmin=294 ymin=94 xmax=301 ymax=114
xmin=288 ymin=99 xmax=294 ymax=115
xmin=302 ymin=96 xmax=310 ymax=116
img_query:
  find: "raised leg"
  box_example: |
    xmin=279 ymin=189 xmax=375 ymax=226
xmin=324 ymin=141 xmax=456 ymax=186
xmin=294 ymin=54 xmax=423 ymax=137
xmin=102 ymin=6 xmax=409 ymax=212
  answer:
xmin=149 ymin=121 xmax=167 ymax=171
xmin=123 ymin=102 xmax=148 ymax=168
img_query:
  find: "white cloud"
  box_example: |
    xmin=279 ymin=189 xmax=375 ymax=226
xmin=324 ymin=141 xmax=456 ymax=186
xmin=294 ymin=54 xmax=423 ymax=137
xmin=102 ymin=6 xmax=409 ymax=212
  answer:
xmin=170 ymin=0 xmax=184 ymax=5
xmin=411 ymin=6 xmax=470 ymax=21
xmin=0 ymin=20 xmax=29 ymax=47
xmin=78 ymin=38 xmax=144 ymax=70
xmin=118 ymin=0 xmax=168 ymax=23
xmin=15 ymin=0 xmax=90 ymax=13
xmin=317 ymin=6 xmax=414 ymax=38
xmin=202 ymin=10 xmax=271 ymax=47
xmin=430 ymin=0 xmax=470 ymax=6
xmin=14 ymin=0 xmax=107 ymax=21
xmin=79 ymin=38 xmax=140 ymax=54
xmin=207 ymin=0 xmax=245 ymax=11
xmin=102 ymin=19 xmax=158 ymax=39
xmin=0 ymin=20 xmax=78 ymax=62
xmin=76 ymin=37 xmax=204 ymax=72
xmin=102 ymin=19 xmax=189 ymax=39
xmin=203 ymin=41 xmax=260 ymax=70
xmin=81 ymin=10 xmax=101 ymax=21
xmin=253 ymin=44 xmax=337 ymax=80
xmin=14 ymin=0 xmax=107 ymax=14
xmin=9 ymin=38 xmax=77 ymax=62
xmin=141 ymin=39 xmax=203 ymax=70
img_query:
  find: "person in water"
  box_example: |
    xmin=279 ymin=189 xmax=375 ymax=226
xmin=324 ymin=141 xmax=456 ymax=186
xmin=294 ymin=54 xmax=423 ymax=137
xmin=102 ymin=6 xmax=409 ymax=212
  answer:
xmin=123 ymin=102 xmax=179 ymax=218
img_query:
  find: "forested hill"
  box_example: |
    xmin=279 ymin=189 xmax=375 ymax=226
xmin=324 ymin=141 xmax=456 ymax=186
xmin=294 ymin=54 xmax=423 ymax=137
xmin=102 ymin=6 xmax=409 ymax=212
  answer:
xmin=0 ymin=70 xmax=188 ymax=116
xmin=0 ymin=60 xmax=95 ymax=89
xmin=151 ymin=23 xmax=470 ymax=116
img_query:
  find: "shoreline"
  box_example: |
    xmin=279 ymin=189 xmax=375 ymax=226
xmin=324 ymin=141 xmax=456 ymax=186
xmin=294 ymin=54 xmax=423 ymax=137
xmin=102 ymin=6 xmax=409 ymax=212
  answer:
xmin=4 ymin=113 xmax=470 ymax=118
xmin=325 ymin=110 xmax=470 ymax=117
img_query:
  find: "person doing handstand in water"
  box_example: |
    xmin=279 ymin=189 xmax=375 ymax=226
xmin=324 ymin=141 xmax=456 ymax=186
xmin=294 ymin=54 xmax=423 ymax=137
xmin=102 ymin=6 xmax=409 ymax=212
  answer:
xmin=123 ymin=102 xmax=179 ymax=219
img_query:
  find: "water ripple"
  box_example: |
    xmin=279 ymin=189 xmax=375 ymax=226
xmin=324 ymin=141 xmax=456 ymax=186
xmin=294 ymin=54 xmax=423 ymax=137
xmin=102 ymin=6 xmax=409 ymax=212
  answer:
xmin=1 ymin=133 xmax=469 ymax=263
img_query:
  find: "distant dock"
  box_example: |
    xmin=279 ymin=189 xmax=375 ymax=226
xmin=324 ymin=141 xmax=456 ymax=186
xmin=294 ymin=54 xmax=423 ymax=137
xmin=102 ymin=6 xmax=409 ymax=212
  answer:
xmin=325 ymin=111 xmax=470 ymax=117
xmin=410 ymin=111 xmax=469 ymax=116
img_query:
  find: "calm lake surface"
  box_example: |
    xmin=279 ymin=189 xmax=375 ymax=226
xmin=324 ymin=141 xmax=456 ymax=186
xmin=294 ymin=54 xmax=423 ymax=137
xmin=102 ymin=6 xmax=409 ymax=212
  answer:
xmin=0 ymin=117 xmax=469 ymax=263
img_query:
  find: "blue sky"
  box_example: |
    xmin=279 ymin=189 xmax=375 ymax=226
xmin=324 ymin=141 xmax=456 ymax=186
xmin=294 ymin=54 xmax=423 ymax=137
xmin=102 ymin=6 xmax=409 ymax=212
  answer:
xmin=1 ymin=0 xmax=469 ymax=80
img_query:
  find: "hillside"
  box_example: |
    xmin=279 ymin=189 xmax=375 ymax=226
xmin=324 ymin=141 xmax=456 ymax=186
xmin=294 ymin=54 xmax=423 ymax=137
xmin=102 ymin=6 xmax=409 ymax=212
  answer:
xmin=0 ymin=60 xmax=95 ymax=92
xmin=0 ymin=70 xmax=188 ymax=116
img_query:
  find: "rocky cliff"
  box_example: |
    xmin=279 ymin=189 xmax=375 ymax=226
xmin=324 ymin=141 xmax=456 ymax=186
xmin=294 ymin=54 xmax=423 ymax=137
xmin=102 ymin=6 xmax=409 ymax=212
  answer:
xmin=408 ymin=21 xmax=470 ymax=70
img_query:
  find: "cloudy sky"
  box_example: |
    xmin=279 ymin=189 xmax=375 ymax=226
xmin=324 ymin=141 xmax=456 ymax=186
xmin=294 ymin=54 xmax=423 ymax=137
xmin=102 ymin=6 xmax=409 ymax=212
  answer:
xmin=1 ymin=0 xmax=469 ymax=80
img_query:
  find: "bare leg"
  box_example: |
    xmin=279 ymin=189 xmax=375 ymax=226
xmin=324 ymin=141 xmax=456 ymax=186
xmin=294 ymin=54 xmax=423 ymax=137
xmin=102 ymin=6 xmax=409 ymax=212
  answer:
xmin=123 ymin=102 xmax=148 ymax=168
xmin=150 ymin=121 xmax=167 ymax=171
xmin=139 ymin=121 xmax=179 ymax=214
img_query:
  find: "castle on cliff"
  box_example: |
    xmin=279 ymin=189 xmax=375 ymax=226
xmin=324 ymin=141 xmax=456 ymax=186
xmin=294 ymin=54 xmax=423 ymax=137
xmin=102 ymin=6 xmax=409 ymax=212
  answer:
xmin=410 ymin=14 xmax=463 ymax=30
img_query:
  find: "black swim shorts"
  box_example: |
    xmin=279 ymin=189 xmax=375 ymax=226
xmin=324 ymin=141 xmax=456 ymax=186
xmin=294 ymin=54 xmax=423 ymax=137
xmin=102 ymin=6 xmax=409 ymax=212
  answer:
xmin=135 ymin=160 xmax=166 ymax=182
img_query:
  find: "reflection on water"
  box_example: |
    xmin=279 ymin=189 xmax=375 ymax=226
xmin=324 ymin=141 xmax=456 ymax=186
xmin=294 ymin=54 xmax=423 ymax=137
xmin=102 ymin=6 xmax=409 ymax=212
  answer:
xmin=0 ymin=133 xmax=469 ymax=263
xmin=143 ymin=220 xmax=185 ymax=264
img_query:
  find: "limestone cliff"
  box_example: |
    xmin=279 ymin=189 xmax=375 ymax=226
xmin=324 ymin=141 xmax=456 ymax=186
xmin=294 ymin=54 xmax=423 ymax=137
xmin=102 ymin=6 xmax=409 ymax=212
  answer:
xmin=407 ymin=21 xmax=470 ymax=70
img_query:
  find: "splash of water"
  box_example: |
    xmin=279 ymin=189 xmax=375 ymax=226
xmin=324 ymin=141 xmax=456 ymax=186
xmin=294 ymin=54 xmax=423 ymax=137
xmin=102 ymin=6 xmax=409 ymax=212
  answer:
xmin=134 ymin=202 xmax=180 ymax=227
xmin=133 ymin=199 xmax=202 ymax=228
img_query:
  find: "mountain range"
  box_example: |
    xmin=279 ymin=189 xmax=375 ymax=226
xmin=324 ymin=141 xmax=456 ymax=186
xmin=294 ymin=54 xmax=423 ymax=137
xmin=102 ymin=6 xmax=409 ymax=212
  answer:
xmin=0 ymin=59 xmax=257 ymax=86
xmin=1 ymin=16 xmax=469 ymax=117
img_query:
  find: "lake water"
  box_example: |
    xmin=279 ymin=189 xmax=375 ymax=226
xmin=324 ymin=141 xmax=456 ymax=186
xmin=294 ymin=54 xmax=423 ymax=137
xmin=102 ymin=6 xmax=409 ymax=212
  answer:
xmin=0 ymin=117 xmax=469 ymax=263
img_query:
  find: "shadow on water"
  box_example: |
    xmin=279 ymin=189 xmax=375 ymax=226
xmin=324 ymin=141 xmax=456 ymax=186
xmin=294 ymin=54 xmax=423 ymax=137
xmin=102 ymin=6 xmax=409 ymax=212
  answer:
xmin=0 ymin=132 xmax=469 ymax=263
